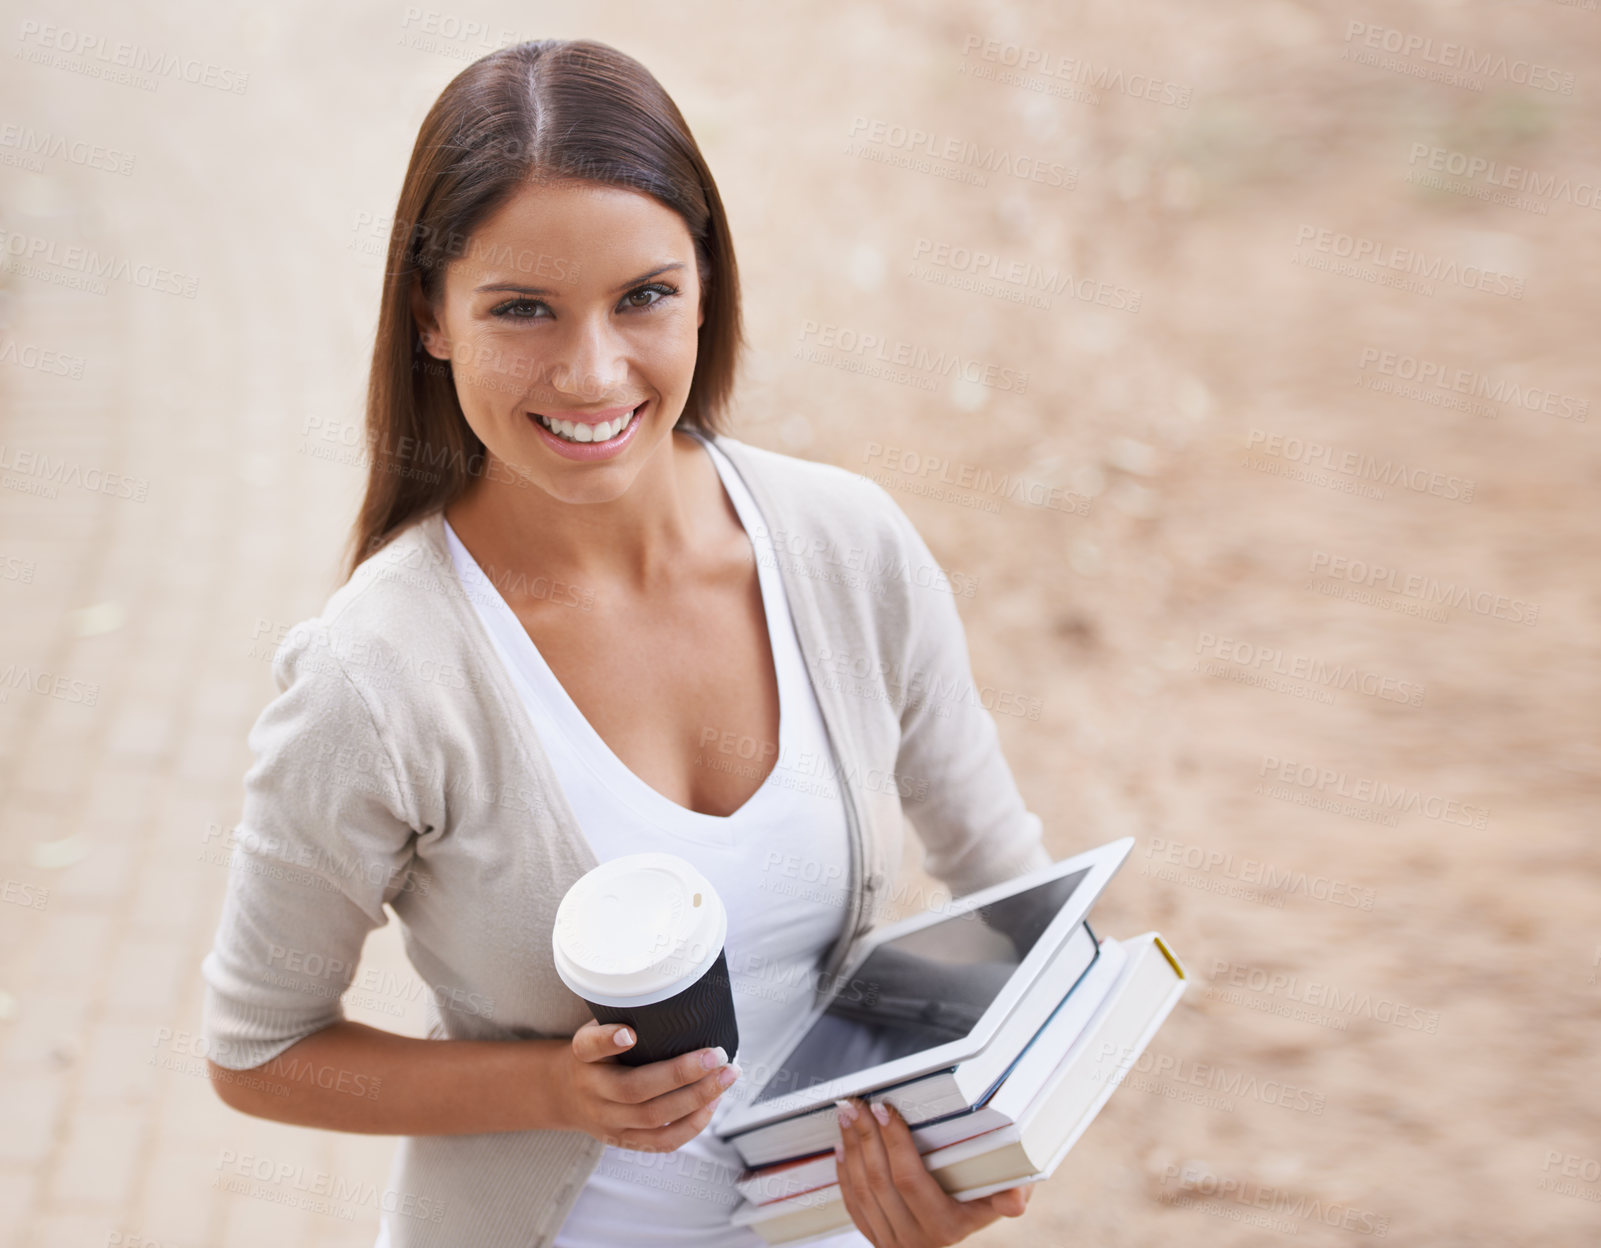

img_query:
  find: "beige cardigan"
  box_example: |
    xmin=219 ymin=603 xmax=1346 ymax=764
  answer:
xmin=200 ymin=431 xmax=1053 ymax=1246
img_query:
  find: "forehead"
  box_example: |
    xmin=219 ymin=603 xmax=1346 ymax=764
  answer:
xmin=459 ymin=179 xmax=694 ymax=287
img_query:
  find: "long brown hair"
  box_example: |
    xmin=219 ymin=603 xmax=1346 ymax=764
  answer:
xmin=345 ymin=39 xmax=744 ymax=577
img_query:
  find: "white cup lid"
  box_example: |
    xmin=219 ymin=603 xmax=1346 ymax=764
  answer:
xmin=552 ymin=852 xmax=729 ymax=1008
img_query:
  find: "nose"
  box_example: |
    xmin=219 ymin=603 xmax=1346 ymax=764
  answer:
xmin=546 ymin=313 xmax=629 ymax=401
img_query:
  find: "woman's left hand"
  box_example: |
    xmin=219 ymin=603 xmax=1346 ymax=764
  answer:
xmin=834 ymin=1098 xmax=1034 ymax=1247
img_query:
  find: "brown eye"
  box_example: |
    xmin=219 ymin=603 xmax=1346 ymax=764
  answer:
xmin=621 ymin=282 xmax=678 ymax=311
xmin=491 ymin=298 xmax=547 ymax=319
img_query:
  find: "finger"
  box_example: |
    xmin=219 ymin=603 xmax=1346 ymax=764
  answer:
xmin=967 ymin=1183 xmax=1033 ymax=1221
xmin=875 ymin=1101 xmax=964 ymax=1212
xmin=989 ymin=1184 xmax=1033 ymax=1217
xmin=622 ymin=1063 xmax=740 ymax=1130
xmin=876 ymin=1104 xmax=1024 ymax=1238
xmin=611 ymin=1045 xmax=732 ymax=1104
xmin=871 ymin=1103 xmax=980 ymax=1242
xmin=615 ymin=1097 xmax=720 ymax=1153
xmin=956 ymin=1182 xmax=1034 ymax=1233
xmin=852 ymin=1101 xmax=931 ymax=1242
xmin=835 ymin=1101 xmax=898 ymax=1247
xmin=571 ymin=1020 xmax=637 ymax=1064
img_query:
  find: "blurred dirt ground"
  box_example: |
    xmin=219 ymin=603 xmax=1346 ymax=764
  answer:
xmin=0 ymin=1 xmax=1597 ymax=1245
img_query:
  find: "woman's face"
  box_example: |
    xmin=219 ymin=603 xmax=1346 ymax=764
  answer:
xmin=412 ymin=179 xmax=705 ymax=504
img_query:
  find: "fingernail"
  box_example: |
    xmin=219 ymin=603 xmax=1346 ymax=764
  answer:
xmin=871 ymin=1102 xmax=890 ymax=1127
xmin=702 ymin=1046 xmax=729 ymax=1070
xmin=834 ymin=1143 xmax=844 ymax=1163
xmin=718 ymin=1063 xmax=740 ymax=1088
xmin=614 ymin=1028 xmax=633 ymax=1047
xmin=834 ymin=1098 xmax=858 ymax=1126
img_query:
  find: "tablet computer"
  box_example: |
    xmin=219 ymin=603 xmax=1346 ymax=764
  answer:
xmin=716 ymin=836 xmax=1134 ymax=1140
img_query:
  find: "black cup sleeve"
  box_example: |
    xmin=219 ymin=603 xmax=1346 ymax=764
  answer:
xmin=587 ymin=949 xmax=740 ymax=1068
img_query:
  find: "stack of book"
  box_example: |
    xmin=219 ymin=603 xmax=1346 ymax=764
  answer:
xmin=725 ymin=931 xmax=1187 ymax=1244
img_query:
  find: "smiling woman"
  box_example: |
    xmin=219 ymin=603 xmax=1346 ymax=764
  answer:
xmin=199 ymin=36 xmax=1046 ymax=1248
xmin=350 ymin=38 xmax=742 ymax=571
xmin=416 ymin=182 xmax=700 ymax=477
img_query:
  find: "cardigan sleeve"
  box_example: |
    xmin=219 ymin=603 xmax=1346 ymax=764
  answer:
xmin=880 ymin=498 xmax=1054 ymax=898
xmin=199 ymin=620 xmax=422 ymax=1071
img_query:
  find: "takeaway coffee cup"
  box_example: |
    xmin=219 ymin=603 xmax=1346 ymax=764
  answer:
xmin=552 ymin=852 xmax=739 ymax=1067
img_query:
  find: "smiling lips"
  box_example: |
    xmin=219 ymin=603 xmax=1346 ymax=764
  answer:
xmin=532 ymin=403 xmax=643 ymax=444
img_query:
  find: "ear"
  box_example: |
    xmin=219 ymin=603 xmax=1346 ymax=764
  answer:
xmin=410 ymin=278 xmax=452 ymax=361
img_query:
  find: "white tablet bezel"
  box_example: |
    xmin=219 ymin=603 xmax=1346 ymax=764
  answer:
xmin=717 ymin=835 xmax=1135 ymax=1140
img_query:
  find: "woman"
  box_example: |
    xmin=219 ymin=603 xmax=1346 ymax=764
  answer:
xmin=201 ymin=38 xmax=1047 ymax=1248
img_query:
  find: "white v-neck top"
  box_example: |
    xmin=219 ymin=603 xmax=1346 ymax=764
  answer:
xmin=208 ymin=428 xmax=1057 ymax=1248
xmin=435 ymin=432 xmax=868 ymax=1248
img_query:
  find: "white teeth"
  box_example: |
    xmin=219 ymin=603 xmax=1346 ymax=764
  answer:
xmin=535 ymin=407 xmax=638 ymax=443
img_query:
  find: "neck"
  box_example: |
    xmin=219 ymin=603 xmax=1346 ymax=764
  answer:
xmin=446 ymin=428 xmax=711 ymax=592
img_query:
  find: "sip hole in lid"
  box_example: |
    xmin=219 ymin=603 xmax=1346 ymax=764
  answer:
xmin=552 ymin=852 xmax=728 ymax=1008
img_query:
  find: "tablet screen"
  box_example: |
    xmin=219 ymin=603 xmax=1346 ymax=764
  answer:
xmin=751 ymin=868 xmax=1090 ymax=1105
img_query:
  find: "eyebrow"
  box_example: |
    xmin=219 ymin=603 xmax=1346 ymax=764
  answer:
xmin=473 ymin=261 xmax=685 ymax=297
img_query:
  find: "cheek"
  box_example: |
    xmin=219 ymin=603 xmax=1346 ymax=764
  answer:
xmin=456 ymin=333 xmax=539 ymax=401
xmin=644 ymin=321 xmax=701 ymax=383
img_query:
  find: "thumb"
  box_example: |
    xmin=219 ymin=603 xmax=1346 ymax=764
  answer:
xmin=572 ymin=1019 xmax=636 ymax=1063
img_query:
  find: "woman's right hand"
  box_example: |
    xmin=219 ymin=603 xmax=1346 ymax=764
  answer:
xmin=549 ymin=1020 xmax=741 ymax=1152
